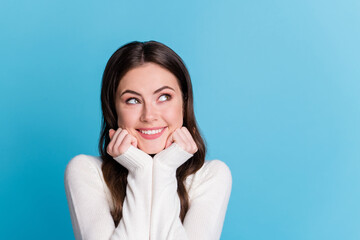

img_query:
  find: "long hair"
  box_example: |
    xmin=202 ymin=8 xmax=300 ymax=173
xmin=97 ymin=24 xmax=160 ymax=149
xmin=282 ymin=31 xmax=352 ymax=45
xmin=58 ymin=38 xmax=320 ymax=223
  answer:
xmin=98 ymin=41 xmax=206 ymax=226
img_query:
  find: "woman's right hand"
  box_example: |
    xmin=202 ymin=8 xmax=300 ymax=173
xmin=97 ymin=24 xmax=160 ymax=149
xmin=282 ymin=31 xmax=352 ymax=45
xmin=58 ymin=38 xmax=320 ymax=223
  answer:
xmin=107 ymin=128 xmax=138 ymax=158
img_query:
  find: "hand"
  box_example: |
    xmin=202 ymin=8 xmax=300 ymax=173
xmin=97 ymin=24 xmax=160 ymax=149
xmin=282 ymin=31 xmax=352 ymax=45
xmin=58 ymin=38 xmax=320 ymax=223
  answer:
xmin=164 ymin=126 xmax=198 ymax=154
xmin=107 ymin=128 xmax=138 ymax=158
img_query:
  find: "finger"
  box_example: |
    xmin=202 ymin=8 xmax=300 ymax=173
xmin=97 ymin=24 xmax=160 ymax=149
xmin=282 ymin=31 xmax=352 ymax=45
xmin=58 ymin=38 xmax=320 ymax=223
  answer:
xmin=121 ymin=130 xmax=137 ymax=148
xmin=107 ymin=128 xmax=122 ymax=155
xmin=180 ymin=127 xmax=193 ymax=143
xmin=119 ymin=134 xmax=133 ymax=154
xmin=165 ymin=132 xmax=174 ymax=148
xmin=175 ymin=127 xmax=197 ymax=154
xmin=109 ymin=129 xmax=116 ymax=139
xmin=113 ymin=130 xmax=129 ymax=155
xmin=181 ymin=127 xmax=198 ymax=153
xmin=130 ymin=134 xmax=138 ymax=147
xmin=173 ymin=128 xmax=188 ymax=148
xmin=112 ymin=128 xmax=123 ymax=142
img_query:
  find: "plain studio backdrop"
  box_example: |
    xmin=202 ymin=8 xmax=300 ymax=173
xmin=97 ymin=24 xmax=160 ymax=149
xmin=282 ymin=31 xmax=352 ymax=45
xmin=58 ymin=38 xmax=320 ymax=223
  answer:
xmin=1 ymin=0 xmax=359 ymax=239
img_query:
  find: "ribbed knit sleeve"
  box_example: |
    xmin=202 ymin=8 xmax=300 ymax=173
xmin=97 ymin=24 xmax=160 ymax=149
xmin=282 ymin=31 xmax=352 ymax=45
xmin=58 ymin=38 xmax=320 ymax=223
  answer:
xmin=151 ymin=143 xmax=232 ymax=240
xmin=64 ymin=146 xmax=153 ymax=240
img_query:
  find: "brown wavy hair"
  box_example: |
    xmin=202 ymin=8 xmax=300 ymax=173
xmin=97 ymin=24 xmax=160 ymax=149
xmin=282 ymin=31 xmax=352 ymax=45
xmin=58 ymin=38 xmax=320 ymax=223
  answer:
xmin=98 ymin=41 xmax=206 ymax=226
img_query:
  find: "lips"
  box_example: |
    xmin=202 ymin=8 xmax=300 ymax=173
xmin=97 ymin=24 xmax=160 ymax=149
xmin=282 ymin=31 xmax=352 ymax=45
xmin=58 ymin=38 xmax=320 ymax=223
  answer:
xmin=136 ymin=127 xmax=166 ymax=140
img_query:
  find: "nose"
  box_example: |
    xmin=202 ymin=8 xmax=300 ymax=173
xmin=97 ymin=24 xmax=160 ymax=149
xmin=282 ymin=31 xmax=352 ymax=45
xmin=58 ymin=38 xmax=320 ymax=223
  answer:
xmin=140 ymin=101 xmax=158 ymax=122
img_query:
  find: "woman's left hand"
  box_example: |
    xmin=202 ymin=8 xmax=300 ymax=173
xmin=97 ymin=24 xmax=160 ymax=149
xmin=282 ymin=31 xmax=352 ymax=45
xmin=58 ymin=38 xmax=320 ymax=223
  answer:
xmin=165 ymin=126 xmax=198 ymax=154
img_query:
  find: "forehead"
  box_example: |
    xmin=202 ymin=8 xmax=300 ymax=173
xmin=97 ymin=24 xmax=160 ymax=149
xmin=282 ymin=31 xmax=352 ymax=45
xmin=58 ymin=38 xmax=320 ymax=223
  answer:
xmin=117 ymin=62 xmax=181 ymax=94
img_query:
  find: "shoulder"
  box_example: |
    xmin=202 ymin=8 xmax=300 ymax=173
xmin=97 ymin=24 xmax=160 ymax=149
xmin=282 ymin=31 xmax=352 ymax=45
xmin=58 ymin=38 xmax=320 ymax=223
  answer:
xmin=64 ymin=155 xmax=114 ymax=210
xmin=186 ymin=159 xmax=232 ymax=197
xmin=195 ymin=160 xmax=232 ymax=184
xmin=64 ymin=154 xmax=103 ymax=184
xmin=202 ymin=159 xmax=232 ymax=179
xmin=65 ymin=154 xmax=102 ymax=173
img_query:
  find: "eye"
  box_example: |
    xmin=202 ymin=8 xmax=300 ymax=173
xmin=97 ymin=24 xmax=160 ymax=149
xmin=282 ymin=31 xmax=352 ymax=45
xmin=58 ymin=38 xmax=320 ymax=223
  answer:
xmin=126 ymin=98 xmax=140 ymax=104
xmin=159 ymin=94 xmax=171 ymax=102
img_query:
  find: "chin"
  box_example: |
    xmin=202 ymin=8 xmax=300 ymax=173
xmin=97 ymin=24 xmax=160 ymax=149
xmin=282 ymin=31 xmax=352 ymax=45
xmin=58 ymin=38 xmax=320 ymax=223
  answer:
xmin=140 ymin=144 xmax=165 ymax=155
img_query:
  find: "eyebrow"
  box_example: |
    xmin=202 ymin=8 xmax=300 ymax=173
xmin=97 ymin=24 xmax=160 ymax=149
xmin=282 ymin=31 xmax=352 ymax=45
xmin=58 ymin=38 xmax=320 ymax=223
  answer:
xmin=120 ymin=86 xmax=175 ymax=97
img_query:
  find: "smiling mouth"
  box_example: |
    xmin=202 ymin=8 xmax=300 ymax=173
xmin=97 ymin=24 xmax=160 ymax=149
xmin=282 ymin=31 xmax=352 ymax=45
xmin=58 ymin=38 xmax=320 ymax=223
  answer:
xmin=136 ymin=127 xmax=166 ymax=139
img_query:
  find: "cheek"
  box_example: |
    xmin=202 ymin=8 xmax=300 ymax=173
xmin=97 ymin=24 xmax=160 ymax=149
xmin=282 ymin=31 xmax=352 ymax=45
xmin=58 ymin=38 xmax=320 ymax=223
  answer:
xmin=117 ymin=109 xmax=138 ymax=128
xmin=166 ymin=104 xmax=183 ymax=128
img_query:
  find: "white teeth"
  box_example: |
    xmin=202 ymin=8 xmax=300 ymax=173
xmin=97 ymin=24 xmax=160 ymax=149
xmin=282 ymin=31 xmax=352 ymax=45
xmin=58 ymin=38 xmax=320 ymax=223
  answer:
xmin=140 ymin=128 xmax=164 ymax=135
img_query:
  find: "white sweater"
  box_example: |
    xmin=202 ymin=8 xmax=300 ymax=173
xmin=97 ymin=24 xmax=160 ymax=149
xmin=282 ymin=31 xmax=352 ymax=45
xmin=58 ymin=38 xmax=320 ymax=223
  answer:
xmin=64 ymin=143 xmax=232 ymax=240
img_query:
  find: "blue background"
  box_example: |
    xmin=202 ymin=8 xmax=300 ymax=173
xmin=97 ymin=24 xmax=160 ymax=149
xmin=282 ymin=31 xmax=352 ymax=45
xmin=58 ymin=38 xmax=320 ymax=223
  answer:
xmin=1 ymin=0 xmax=359 ymax=239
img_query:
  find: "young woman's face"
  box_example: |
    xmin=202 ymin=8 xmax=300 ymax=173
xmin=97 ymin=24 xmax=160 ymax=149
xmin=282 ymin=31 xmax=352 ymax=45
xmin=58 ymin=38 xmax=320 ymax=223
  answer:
xmin=115 ymin=62 xmax=184 ymax=154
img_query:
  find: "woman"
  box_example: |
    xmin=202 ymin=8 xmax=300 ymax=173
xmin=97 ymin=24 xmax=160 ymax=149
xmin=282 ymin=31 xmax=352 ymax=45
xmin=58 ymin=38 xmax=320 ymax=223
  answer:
xmin=65 ymin=41 xmax=232 ymax=240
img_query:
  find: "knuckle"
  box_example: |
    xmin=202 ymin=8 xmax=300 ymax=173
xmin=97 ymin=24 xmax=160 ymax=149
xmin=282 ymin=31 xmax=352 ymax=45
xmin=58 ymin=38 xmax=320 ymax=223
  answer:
xmin=106 ymin=145 xmax=112 ymax=153
xmin=119 ymin=146 xmax=127 ymax=154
